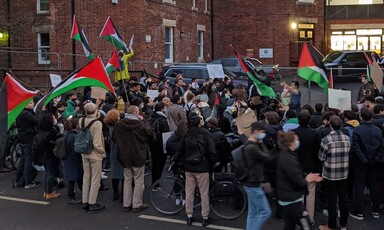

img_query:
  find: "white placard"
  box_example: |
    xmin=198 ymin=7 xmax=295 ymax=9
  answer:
xmin=328 ymin=89 xmax=351 ymax=111
xmin=49 ymin=74 xmax=62 ymax=87
xmin=162 ymin=132 xmax=174 ymax=153
xmin=145 ymin=35 xmax=151 ymax=43
xmin=147 ymin=90 xmax=159 ymax=100
xmin=91 ymin=87 xmax=107 ymax=100
xmin=129 ymin=34 xmax=134 ymax=50
xmin=259 ymin=48 xmax=273 ymax=58
xmin=207 ymin=64 xmax=225 ymax=78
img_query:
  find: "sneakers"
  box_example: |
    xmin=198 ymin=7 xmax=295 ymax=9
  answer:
xmin=187 ymin=216 xmax=194 ymax=225
xmin=176 ymin=198 xmax=186 ymax=206
xmin=152 ymin=185 xmax=162 ymax=192
xmin=372 ymin=212 xmax=380 ymax=219
xmin=349 ymin=212 xmax=364 ymax=221
xmin=202 ymin=217 xmax=212 ymax=227
xmin=132 ymin=204 xmax=149 ymax=213
xmin=25 ymin=181 xmax=41 ymax=189
xmin=88 ymin=204 xmax=105 ymax=213
xmin=123 ymin=206 xmax=132 ymax=212
xmin=101 ymin=172 xmax=108 ymax=180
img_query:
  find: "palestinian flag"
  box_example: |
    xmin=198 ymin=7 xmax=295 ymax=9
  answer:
xmin=231 ymin=46 xmax=276 ymax=98
xmin=364 ymin=52 xmax=383 ymax=92
xmin=100 ymin=16 xmax=129 ymax=53
xmin=71 ymin=15 xmax=95 ymax=60
xmin=297 ymin=42 xmax=329 ymax=91
xmin=105 ymin=49 xmax=119 ymax=75
xmin=35 ymin=57 xmax=115 ymax=110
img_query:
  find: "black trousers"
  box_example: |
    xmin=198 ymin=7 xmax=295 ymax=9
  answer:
xmin=68 ymin=180 xmax=83 ymax=199
xmin=353 ymin=159 xmax=384 ymax=213
xmin=283 ymin=201 xmax=312 ymax=230
xmin=324 ymin=179 xmax=348 ymax=229
xmin=151 ymin=149 xmax=167 ymax=184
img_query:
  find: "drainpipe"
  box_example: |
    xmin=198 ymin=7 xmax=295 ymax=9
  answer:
xmin=210 ymin=0 xmax=214 ymax=59
xmin=71 ymin=0 xmax=76 ymax=70
xmin=6 ymin=0 xmax=11 ymax=68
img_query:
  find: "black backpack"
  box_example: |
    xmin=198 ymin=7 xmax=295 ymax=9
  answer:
xmin=231 ymin=144 xmax=256 ymax=181
xmin=53 ymin=135 xmax=67 ymax=159
xmin=74 ymin=119 xmax=97 ymax=155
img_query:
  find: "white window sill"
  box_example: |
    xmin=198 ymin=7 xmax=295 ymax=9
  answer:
xmin=192 ymin=6 xmax=198 ymax=11
xmin=204 ymin=10 xmax=210 ymax=15
xmin=163 ymin=0 xmax=176 ymax=6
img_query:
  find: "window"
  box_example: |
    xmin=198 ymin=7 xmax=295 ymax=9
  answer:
xmin=165 ymin=27 xmax=174 ymax=63
xmin=38 ymin=33 xmax=50 ymax=64
xmin=192 ymin=0 xmax=198 ymax=10
xmin=204 ymin=0 xmax=209 ymax=13
xmin=163 ymin=0 xmax=176 ymax=5
xmin=37 ymin=0 xmax=49 ymax=14
xmin=198 ymin=31 xmax=204 ymax=59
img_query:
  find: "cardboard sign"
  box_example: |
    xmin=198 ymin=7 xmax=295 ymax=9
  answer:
xmin=328 ymin=89 xmax=351 ymax=111
xmin=147 ymin=90 xmax=159 ymax=100
xmin=207 ymin=64 xmax=225 ymax=78
xmin=235 ymin=110 xmax=257 ymax=138
xmin=49 ymin=74 xmax=62 ymax=87
xmin=162 ymin=132 xmax=174 ymax=153
xmin=91 ymin=87 xmax=107 ymax=100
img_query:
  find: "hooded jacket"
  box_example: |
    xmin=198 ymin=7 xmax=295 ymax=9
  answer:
xmin=113 ymin=115 xmax=153 ymax=168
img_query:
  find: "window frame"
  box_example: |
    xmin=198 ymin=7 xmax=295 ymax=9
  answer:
xmin=198 ymin=30 xmax=204 ymax=59
xmin=37 ymin=0 xmax=50 ymax=14
xmin=165 ymin=27 xmax=174 ymax=64
xmin=204 ymin=0 xmax=209 ymax=14
xmin=37 ymin=33 xmax=51 ymax=65
xmin=192 ymin=0 xmax=198 ymax=11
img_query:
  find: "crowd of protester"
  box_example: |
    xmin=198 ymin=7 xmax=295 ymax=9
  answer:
xmin=2 ymin=72 xmax=384 ymax=230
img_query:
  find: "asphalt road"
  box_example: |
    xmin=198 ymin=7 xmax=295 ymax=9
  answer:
xmin=1 ymin=163 xmax=383 ymax=230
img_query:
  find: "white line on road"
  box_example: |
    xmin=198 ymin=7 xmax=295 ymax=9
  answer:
xmin=139 ymin=215 xmax=244 ymax=230
xmin=0 ymin=195 xmax=50 ymax=205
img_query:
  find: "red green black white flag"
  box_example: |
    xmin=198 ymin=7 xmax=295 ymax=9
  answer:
xmin=71 ymin=15 xmax=95 ymax=60
xmin=297 ymin=42 xmax=329 ymax=91
xmin=100 ymin=16 xmax=129 ymax=53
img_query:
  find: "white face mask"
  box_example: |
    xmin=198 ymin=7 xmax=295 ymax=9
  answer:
xmin=256 ymin=132 xmax=266 ymax=140
xmin=53 ymin=119 xmax=58 ymax=126
xmin=294 ymin=140 xmax=300 ymax=150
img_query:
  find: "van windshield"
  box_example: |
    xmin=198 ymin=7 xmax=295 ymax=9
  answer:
xmin=323 ymin=51 xmax=343 ymax=63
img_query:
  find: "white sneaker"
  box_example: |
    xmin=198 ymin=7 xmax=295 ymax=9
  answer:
xmin=101 ymin=174 xmax=108 ymax=180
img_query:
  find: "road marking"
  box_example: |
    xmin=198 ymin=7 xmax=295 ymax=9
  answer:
xmin=0 ymin=195 xmax=50 ymax=205
xmin=139 ymin=215 xmax=243 ymax=230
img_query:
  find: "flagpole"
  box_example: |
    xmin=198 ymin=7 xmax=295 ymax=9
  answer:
xmin=308 ymin=81 xmax=311 ymax=106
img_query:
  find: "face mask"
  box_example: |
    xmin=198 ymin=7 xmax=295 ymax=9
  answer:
xmin=257 ymin=132 xmax=266 ymax=140
xmin=212 ymin=86 xmax=217 ymax=91
xmin=225 ymin=95 xmax=230 ymax=100
xmin=199 ymin=116 xmax=205 ymax=127
xmin=139 ymin=104 xmax=144 ymax=110
xmin=53 ymin=119 xmax=58 ymax=126
xmin=294 ymin=140 xmax=300 ymax=150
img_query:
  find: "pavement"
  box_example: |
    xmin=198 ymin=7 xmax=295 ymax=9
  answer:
xmin=1 ymin=163 xmax=384 ymax=230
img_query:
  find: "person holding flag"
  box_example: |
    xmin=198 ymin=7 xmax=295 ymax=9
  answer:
xmin=280 ymin=81 xmax=301 ymax=114
xmin=115 ymin=49 xmax=134 ymax=84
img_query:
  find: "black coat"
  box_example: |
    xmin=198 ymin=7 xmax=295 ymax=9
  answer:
xmin=149 ymin=112 xmax=170 ymax=152
xmin=243 ymin=141 xmax=270 ymax=187
xmin=310 ymin=112 xmax=323 ymax=129
xmin=352 ymin=121 xmax=383 ymax=164
xmin=16 ymin=109 xmax=37 ymax=144
xmin=277 ymin=150 xmax=308 ymax=202
xmin=372 ymin=114 xmax=384 ymax=135
xmin=174 ymin=129 xmax=216 ymax=173
xmin=208 ymin=128 xmax=225 ymax=158
xmin=293 ymin=125 xmax=320 ymax=173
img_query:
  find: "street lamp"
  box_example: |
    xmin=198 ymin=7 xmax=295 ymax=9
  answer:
xmin=290 ymin=22 xmax=297 ymax=30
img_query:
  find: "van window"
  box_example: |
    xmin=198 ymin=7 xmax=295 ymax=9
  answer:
xmin=165 ymin=69 xmax=183 ymax=78
xmin=221 ymin=59 xmax=238 ymax=67
xmin=183 ymin=69 xmax=203 ymax=79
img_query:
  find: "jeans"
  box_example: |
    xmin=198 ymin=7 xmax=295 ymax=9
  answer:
xmin=44 ymin=153 xmax=59 ymax=193
xmin=282 ymin=201 xmax=312 ymax=230
xmin=244 ymin=186 xmax=272 ymax=230
xmin=324 ymin=179 xmax=348 ymax=229
xmin=17 ymin=143 xmax=35 ymax=184
xmin=353 ymin=159 xmax=384 ymax=213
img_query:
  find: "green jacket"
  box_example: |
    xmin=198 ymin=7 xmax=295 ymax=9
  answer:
xmin=62 ymin=99 xmax=77 ymax=119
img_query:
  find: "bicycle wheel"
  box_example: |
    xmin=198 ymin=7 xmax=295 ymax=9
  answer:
xmin=210 ymin=183 xmax=247 ymax=220
xmin=150 ymin=176 xmax=186 ymax=215
xmin=10 ymin=143 xmax=21 ymax=170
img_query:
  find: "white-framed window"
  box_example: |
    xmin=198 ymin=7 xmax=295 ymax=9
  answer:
xmin=165 ymin=27 xmax=174 ymax=63
xmin=204 ymin=0 xmax=209 ymax=14
xmin=37 ymin=0 xmax=50 ymax=14
xmin=198 ymin=31 xmax=204 ymax=59
xmin=38 ymin=33 xmax=50 ymax=64
xmin=192 ymin=0 xmax=198 ymax=11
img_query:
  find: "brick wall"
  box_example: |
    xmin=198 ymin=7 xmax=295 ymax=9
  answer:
xmin=213 ymin=0 xmax=325 ymax=66
xmin=1 ymin=0 xmax=212 ymax=87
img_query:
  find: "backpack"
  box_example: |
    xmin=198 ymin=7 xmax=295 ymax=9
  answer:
xmin=185 ymin=134 xmax=207 ymax=165
xmin=150 ymin=118 xmax=162 ymax=144
xmin=53 ymin=135 xmax=67 ymax=159
xmin=231 ymin=144 xmax=257 ymax=181
xmin=74 ymin=118 xmax=97 ymax=155
xmin=32 ymin=131 xmax=50 ymax=157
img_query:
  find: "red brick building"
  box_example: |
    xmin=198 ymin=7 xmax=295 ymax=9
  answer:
xmin=0 ymin=0 xmax=212 ymax=87
xmin=213 ymin=0 xmax=325 ymax=66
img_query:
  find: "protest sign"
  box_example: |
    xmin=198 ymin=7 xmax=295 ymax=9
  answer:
xmin=207 ymin=64 xmax=225 ymax=78
xmin=328 ymin=89 xmax=351 ymax=111
xmin=147 ymin=90 xmax=159 ymax=100
xmin=49 ymin=74 xmax=62 ymax=87
xmin=235 ymin=110 xmax=257 ymax=138
xmin=91 ymin=87 xmax=107 ymax=100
